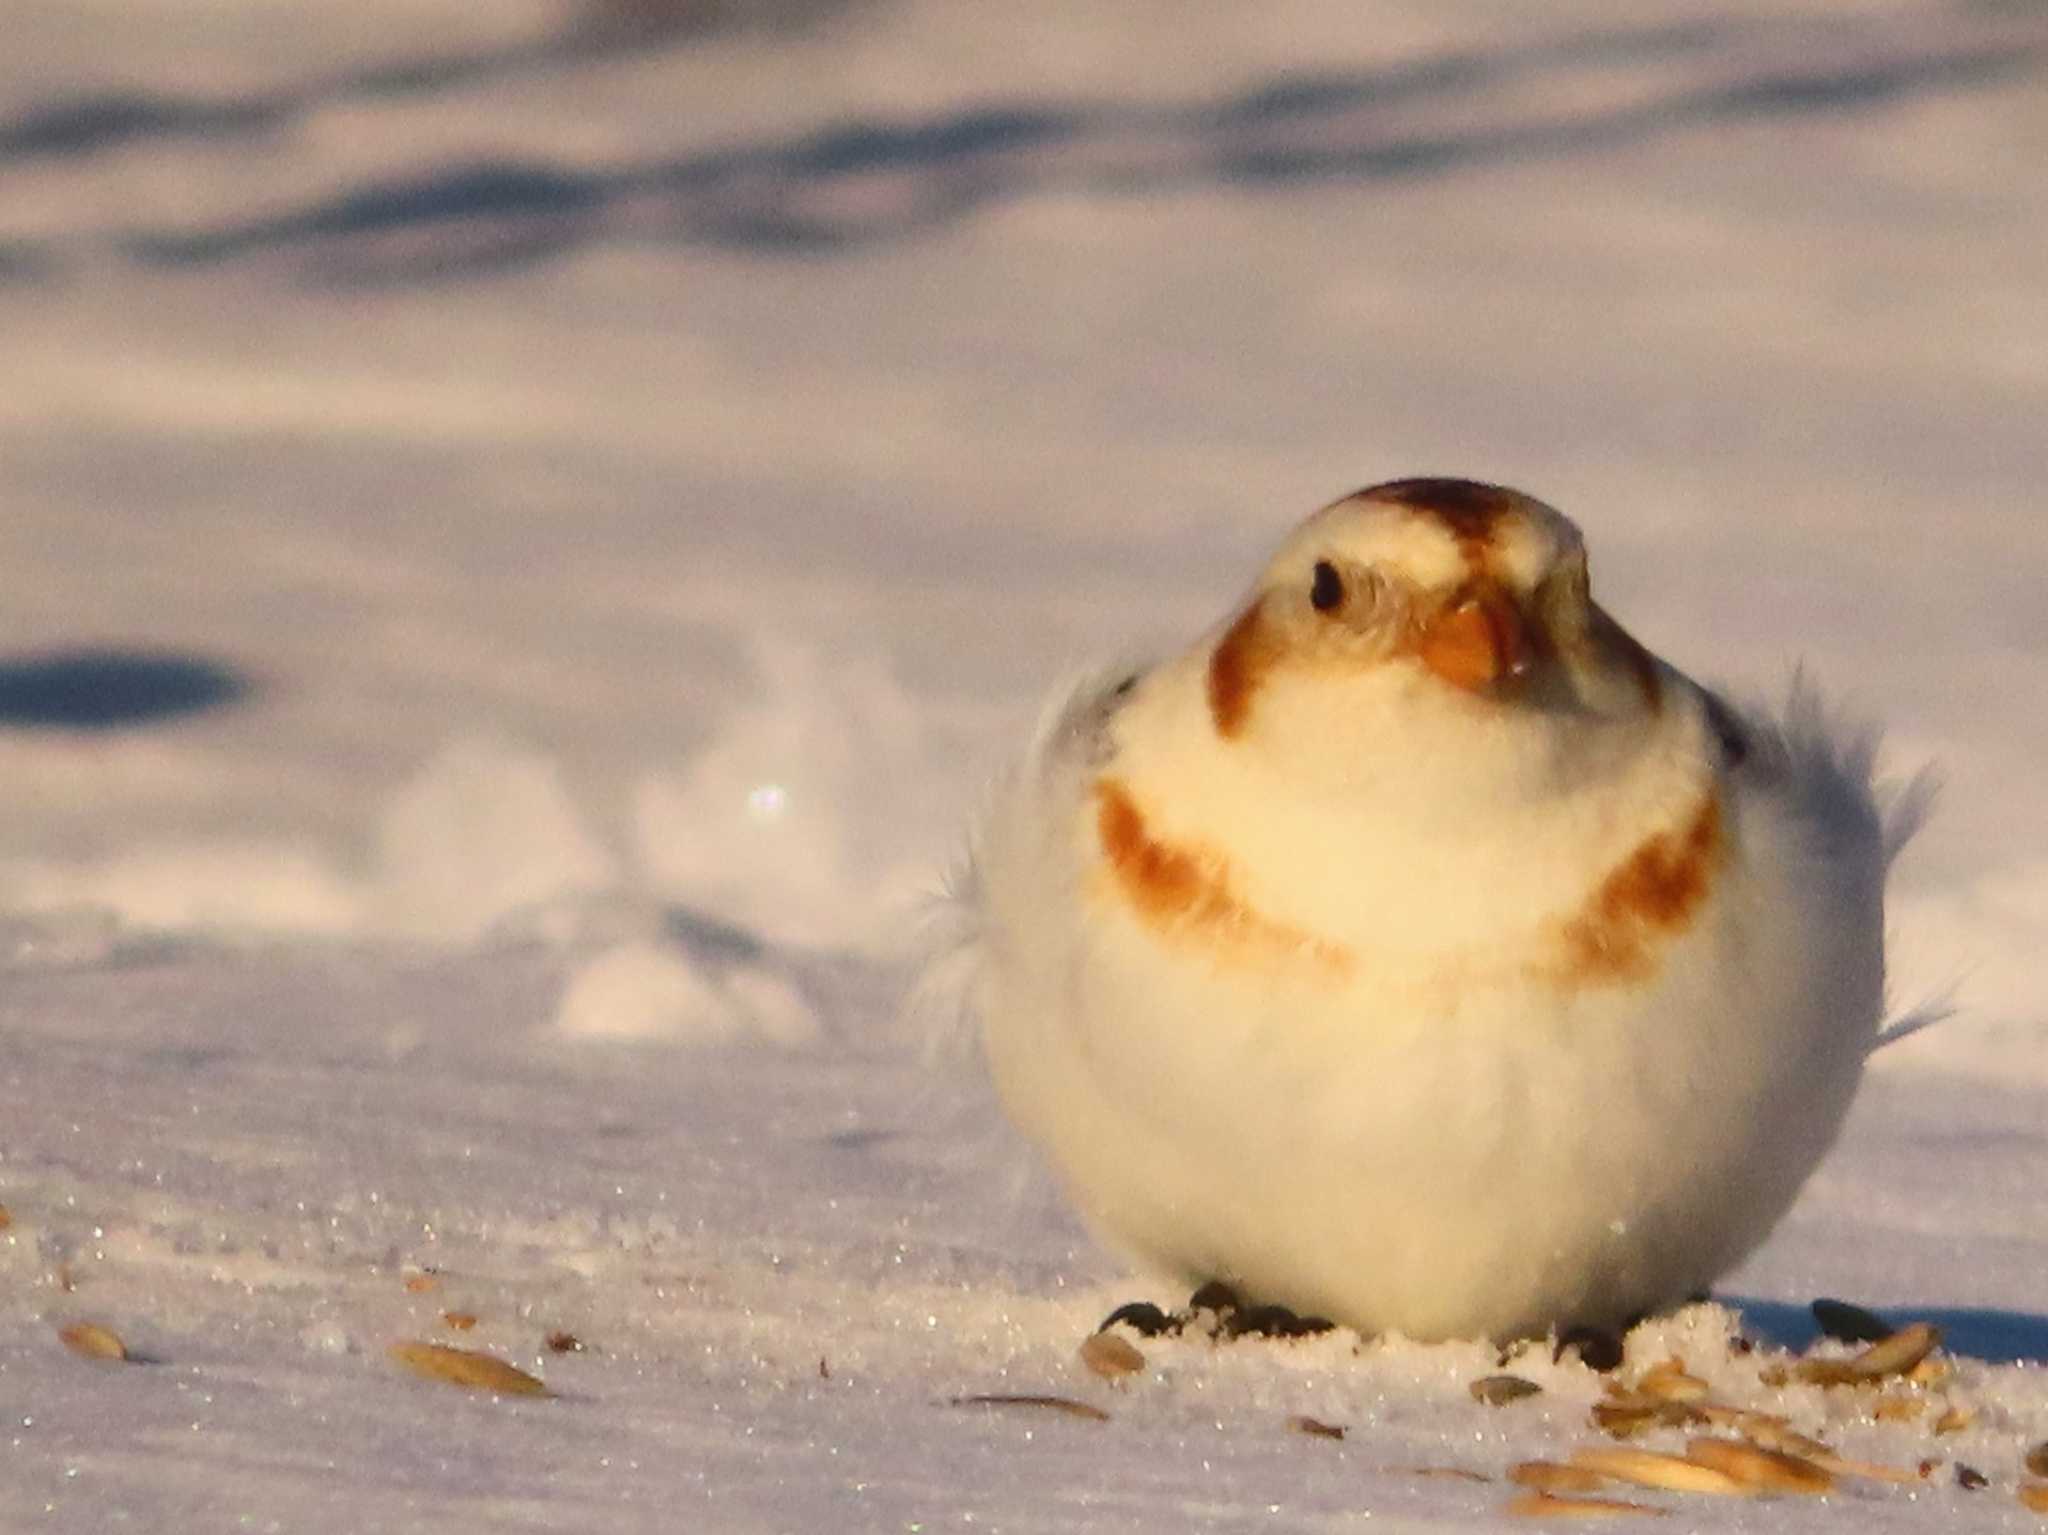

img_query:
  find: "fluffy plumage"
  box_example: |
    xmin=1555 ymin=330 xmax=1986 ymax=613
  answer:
xmin=945 ymin=478 xmax=1920 ymax=1342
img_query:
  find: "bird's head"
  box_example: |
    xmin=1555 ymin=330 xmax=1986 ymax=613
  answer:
xmin=1196 ymin=478 xmax=1668 ymax=798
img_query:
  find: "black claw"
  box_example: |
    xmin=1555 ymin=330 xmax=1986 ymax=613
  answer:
xmin=1186 ymin=1281 xmax=1241 ymax=1315
xmin=1555 ymin=1325 xmax=1625 ymax=1373
xmin=1097 ymin=1301 xmax=1177 ymax=1338
xmin=1811 ymin=1297 xmax=1894 ymax=1345
xmin=1225 ymin=1304 xmax=1337 ymax=1340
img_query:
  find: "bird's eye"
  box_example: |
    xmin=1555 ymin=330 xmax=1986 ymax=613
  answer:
xmin=1310 ymin=560 xmax=1344 ymax=612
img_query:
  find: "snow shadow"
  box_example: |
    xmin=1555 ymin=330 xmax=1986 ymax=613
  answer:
xmin=105 ymin=15 xmax=2048 ymax=280
xmin=0 ymin=648 xmax=250 ymax=729
xmin=1726 ymin=1295 xmax=2048 ymax=1366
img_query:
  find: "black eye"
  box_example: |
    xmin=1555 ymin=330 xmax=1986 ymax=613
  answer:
xmin=1310 ymin=560 xmax=1344 ymax=612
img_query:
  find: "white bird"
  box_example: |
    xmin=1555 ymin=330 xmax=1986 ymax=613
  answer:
xmin=948 ymin=477 xmax=1922 ymax=1343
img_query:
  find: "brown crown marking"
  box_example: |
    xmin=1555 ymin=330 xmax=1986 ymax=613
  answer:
xmin=1360 ymin=477 xmax=1523 ymax=566
xmin=1553 ymin=788 xmax=1723 ymax=986
xmin=1094 ymin=776 xmax=1350 ymax=973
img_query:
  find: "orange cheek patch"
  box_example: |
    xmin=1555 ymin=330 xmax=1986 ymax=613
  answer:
xmin=1206 ymin=597 xmax=1279 ymax=739
xmin=1550 ymin=789 xmax=1723 ymax=987
xmin=1093 ymin=777 xmax=1350 ymax=974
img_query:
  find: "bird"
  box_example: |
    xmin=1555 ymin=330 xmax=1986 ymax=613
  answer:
xmin=946 ymin=477 xmax=1921 ymax=1344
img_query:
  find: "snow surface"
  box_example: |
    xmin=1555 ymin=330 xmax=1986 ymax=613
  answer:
xmin=1 ymin=0 xmax=2046 ymax=1529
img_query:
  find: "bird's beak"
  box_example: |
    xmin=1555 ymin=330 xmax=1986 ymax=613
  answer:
xmin=1414 ymin=586 xmax=1534 ymax=694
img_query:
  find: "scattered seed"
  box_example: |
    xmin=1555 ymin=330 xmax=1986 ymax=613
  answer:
xmin=1511 ymin=1461 xmax=1614 ymax=1494
xmin=1797 ymin=1321 xmax=1943 ymax=1385
xmin=2019 ymin=1481 xmax=2048 ymax=1513
xmin=1811 ymin=1298 xmax=1894 ymax=1345
xmin=1412 ymin=1466 xmax=1490 ymax=1483
xmin=1078 ymin=1330 xmax=1146 ymax=1381
xmin=544 ymin=1331 xmax=584 ymax=1354
xmin=1507 ymin=1491 xmax=1665 ymax=1519
xmin=1873 ymin=1393 xmax=1923 ymax=1422
xmin=403 ymin=1273 xmax=440 ymax=1294
xmin=818 ymin=1356 xmax=829 ymax=1379
xmin=1097 ymin=1301 xmax=1176 ymax=1338
xmin=0 ymin=1205 xmax=12 ymax=1230
xmin=441 ymin=1311 xmax=478 ymax=1331
xmin=949 ymin=1394 xmax=1110 ymax=1422
xmin=1909 ymin=1355 xmax=1953 ymax=1387
xmin=1288 ymin=1415 xmax=1345 ymax=1441
xmin=56 ymin=1263 xmax=75 ymax=1294
xmin=57 ymin=1321 xmax=128 ymax=1362
xmin=1634 ymin=1357 xmax=1709 ymax=1404
xmin=1471 ymin=1374 xmax=1543 ymax=1407
xmin=1957 ymin=1464 xmax=1988 ymax=1491
xmin=388 ymin=1341 xmax=549 ymax=1397
xmin=1683 ymin=1437 xmax=1833 ymax=1495
xmin=1568 ymin=1446 xmax=1753 ymax=1497
xmin=1933 ymin=1403 xmax=1975 ymax=1435
xmin=2027 ymin=1443 xmax=2048 ymax=1479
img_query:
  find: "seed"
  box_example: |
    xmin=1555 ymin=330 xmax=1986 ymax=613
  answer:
xmin=1873 ymin=1393 xmax=1923 ymax=1422
xmin=1798 ymin=1320 xmax=1943 ymax=1385
xmin=57 ymin=1321 xmax=128 ymax=1362
xmin=388 ymin=1341 xmax=549 ymax=1397
xmin=2018 ymin=1481 xmax=2048 ymax=1513
xmin=1683 ymin=1437 xmax=1832 ymax=1494
xmin=1511 ymin=1461 xmax=1613 ymax=1494
xmin=1933 ymin=1404 xmax=1975 ymax=1435
xmin=1568 ymin=1446 xmax=1752 ymax=1496
xmin=2027 ymin=1443 xmax=2048 ymax=1479
xmin=1506 ymin=1491 xmax=1665 ymax=1518
xmin=1078 ymin=1330 xmax=1146 ymax=1381
xmin=949 ymin=1393 xmax=1109 ymax=1422
xmin=0 ymin=1205 xmax=12 ymax=1230
xmin=1635 ymin=1357 xmax=1709 ymax=1404
xmin=441 ymin=1311 xmax=478 ymax=1331
xmin=403 ymin=1273 xmax=440 ymax=1294
xmin=1289 ymin=1415 xmax=1345 ymax=1440
xmin=1471 ymin=1374 xmax=1543 ymax=1406
xmin=545 ymin=1332 xmax=583 ymax=1354
xmin=1956 ymin=1464 xmax=1988 ymax=1491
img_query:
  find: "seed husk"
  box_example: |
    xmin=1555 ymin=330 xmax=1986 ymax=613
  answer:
xmin=1634 ymin=1357 xmax=1710 ymax=1404
xmin=1288 ymin=1414 xmax=1345 ymax=1440
xmin=0 ymin=1204 xmax=12 ymax=1230
xmin=388 ymin=1341 xmax=549 ymax=1397
xmin=950 ymin=1393 xmax=1109 ymax=1422
xmin=1078 ymin=1329 xmax=1146 ymax=1381
xmin=1471 ymin=1374 xmax=1543 ymax=1406
xmin=1933 ymin=1403 xmax=1975 ymax=1435
xmin=1683 ymin=1437 xmax=1833 ymax=1495
xmin=1568 ymin=1446 xmax=1752 ymax=1496
xmin=1511 ymin=1461 xmax=1614 ymax=1494
xmin=2027 ymin=1443 xmax=2048 ymax=1479
xmin=440 ymin=1311 xmax=478 ymax=1332
xmin=2018 ymin=1481 xmax=2048 ymax=1513
xmin=1797 ymin=1321 xmax=1943 ymax=1385
xmin=57 ymin=1321 xmax=128 ymax=1362
xmin=1507 ymin=1491 xmax=1666 ymax=1518
xmin=1957 ymin=1464 xmax=1989 ymax=1491
xmin=1873 ymin=1392 xmax=1923 ymax=1422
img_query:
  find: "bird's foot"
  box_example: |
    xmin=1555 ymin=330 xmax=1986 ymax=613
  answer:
xmin=1094 ymin=1282 xmax=1337 ymax=1343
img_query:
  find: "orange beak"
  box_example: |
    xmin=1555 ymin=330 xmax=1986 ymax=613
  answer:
xmin=1415 ymin=587 xmax=1534 ymax=694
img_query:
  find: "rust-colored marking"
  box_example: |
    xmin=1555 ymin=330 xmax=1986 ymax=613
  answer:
xmin=1206 ymin=595 xmax=1279 ymax=738
xmin=1361 ymin=477 xmax=1523 ymax=567
xmin=1094 ymin=777 xmax=1349 ymax=971
xmin=1554 ymin=789 xmax=1722 ymax=985
xmin=1589 ymin=603 xmax=1661 ymax=713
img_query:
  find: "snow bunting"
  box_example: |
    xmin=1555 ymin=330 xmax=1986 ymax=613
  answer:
xmin=951 ymin=478 xmax=1916 ymax=1343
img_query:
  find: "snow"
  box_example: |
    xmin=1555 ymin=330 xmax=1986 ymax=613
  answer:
xmin=1 ymin=0 xmax=2046 ymax=1528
